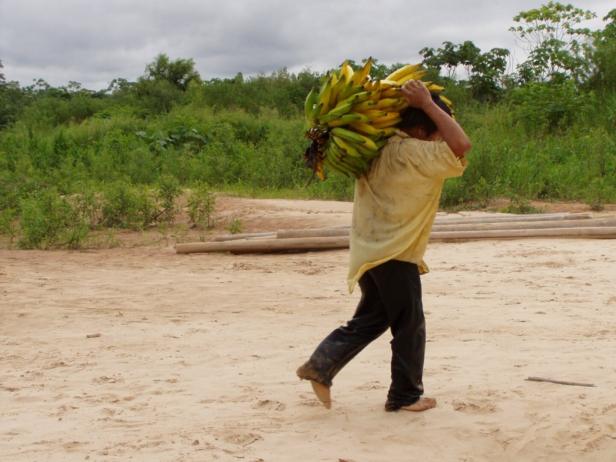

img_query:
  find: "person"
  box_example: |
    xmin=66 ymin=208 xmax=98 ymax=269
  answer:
xmin=296 ymin=79 xmax=472 ymax=412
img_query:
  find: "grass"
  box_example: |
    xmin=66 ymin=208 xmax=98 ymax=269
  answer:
xmin=1 ymin=87 xmax=615 ymax=249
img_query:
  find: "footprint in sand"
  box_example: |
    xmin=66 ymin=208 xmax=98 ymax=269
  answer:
xmin=452 ymin=399 xmax=498 ymax=414
xmin=62 ymin=441 xmax=88 ymax=451
xmin=222 ymin=432 xmax=262 ymax=447
xmin=252 ymin=399 xmax=286 ymax=411
xmin=355 ymin=380 xmax=385 ymax=391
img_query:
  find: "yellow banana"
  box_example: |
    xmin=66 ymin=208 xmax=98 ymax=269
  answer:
xmin=352 ymin=57 xmax=373 ymax=86
xmin=363 ymin=80 xmax=379 ymax=91
xmin=439 ymin=95 xmax=453 ymax=108
xmin=382 ymin=87 xmax=402 ymax=98
xmin=378 ymin=79 xmax=401 ymax=89
xmin=395 ymin=70 xmax=427 ymax=85
xmin=329 ymin=73 xmax=347 ymax=106
xmin=427 ymin=83 xmax=445 ymax=92
xmin=371 ymin=116 xmax=402 ymax=128
xmin=375 ymin=98 xmax=404 ymax=109
xmin=341 ymin=61 xmax=354 ymax=83
xmin=349 ymin=121 xmax=382 ymax=136
xmin=352 ymin=99 xmax=377 ymax=112
xmin=378 ymin=127 xmax=398 ymax=137
xmin=350 ymin=122 xmax=398 ymax=138
xmin=385 ymin=63 xmax=422 ymax=82
xmin=318 ymin=74 xmax=336 ymax=115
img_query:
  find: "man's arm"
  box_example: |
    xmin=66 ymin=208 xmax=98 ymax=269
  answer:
xmin=401 ymin=80 xmax=472 ymax=158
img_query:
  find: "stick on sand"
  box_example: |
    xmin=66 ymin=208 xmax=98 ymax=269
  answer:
xmin=526 ymin=376 xmax=596 ymax=387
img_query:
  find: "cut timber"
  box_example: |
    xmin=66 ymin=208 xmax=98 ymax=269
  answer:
xmin=212 ymin=231 xmax=275 ymax=242
xmin=214 ymin=213 xmax=594 ymax=242
xmin=277 ymin=228 xmax=349 ymax=239
xmin=176 ymin=226 xmax=616 ymax=254
xmin=434 ymin=212 xmax=591 ymax=225
xmin=430 ymin=226 xmax=616 ymax=242
xmin=215 ymin=225 xmax=349 ymax=242
xmin=277 ymin=217 xmax=616 ymax=239
xmin=175 ymin=236 xmax=349 ymax=254
xmin=434 ymin=216 xmax=616 ymax=232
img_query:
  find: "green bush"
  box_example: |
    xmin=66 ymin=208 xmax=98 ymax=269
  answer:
xmin=187 ymin=182 xmax=216 ymax=229
xmin=156 ymin=174 xmax=181 ymax=223
xmin=18 ymin=189 xmax=89 ymax=249
xmin=101 ymin=181 xmax=157 ymax=229
xmin=508 ymin=81 xmax=587 ymax=133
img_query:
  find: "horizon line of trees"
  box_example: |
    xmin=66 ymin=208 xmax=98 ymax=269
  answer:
xmin=0 ymin=2 xmax=615 ymax=129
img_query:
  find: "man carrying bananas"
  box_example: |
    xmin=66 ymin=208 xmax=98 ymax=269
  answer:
xmin=297 ymin=79 xmax=471 ymax=412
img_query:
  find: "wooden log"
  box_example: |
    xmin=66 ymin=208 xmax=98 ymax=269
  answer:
xmin=277 ymin=227 xmax=349 ymax=239
xmin=276 ymin=216 xmax=616 ymax=239
xmin=175 ymin=236 xmax=350 ymax=254
xmin=212 ymin=231 xmax=275 ymax=242
xmin=212 ymin=213 xmax=593 ymax=242
xmin=434 ymin=212 xmax=592 ymax=225
xmin=176 ymin=226 xmax=616 ymax=254
xmin=430 ymin=226 xmax=616 ymax=242
xmin=433 ymin=216 xmax=616 ymax=232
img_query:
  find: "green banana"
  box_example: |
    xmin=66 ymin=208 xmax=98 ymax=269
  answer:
xmin=325 ymin=144 xmax=354 ymax=177
xmin=331 ymin=127 xmax=378 ymax=151
xmin=326 ymin=112 xmax=369 ymax=127
xmin=318 ymin=100 xmax=354 ymax=123
xmin=304 ymin=88 xmax=319 ymax=124
xmin=332 ymin=135 xmax=360 ymax=157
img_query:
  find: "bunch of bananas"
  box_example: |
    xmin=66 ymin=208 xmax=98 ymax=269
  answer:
xmin=303 ymin=58 xmax=451 ymax=179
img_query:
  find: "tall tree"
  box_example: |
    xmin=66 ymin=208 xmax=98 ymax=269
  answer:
xmin=420 ymin=41 xmax=510 ymax=100
xmin=510 ymin=1 xmax=596 ymax=83
xmin=142 ymin=53 xmax=202 ymax=91
xmin=591 ymin=9 xmax=616 ymax=89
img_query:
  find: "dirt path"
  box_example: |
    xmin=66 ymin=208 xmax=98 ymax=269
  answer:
xmin=2 ymin=198 xmax=616 ymax=461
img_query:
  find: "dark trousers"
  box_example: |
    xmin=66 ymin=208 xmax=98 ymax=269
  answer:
xmin=304 ymin=259 xmax=425 ymax=409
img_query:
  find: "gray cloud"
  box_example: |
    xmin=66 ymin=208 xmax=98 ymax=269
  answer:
xmin=0 ymin=0 xmax=612 ymax=89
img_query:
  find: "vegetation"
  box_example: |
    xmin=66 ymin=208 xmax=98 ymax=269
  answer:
xmin=0 ymin=3 xmax=615 ymax=248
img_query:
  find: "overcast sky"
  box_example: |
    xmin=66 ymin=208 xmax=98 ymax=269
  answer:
xmin=0 ymin=0 xmax=613 ymax=90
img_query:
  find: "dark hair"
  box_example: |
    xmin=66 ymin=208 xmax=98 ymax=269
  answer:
xmin=398 ymin=93 xmax=452 ymax=135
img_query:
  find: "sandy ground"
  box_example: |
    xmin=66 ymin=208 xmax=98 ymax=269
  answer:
xmin=1 ymin=198 xmax=616 ymax=461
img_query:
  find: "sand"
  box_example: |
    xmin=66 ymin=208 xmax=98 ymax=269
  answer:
xmin=1 ymin=197 xmax=616 ymax=461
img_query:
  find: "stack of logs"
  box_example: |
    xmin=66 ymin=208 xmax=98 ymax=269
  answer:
xmin=175 ymin=212 xmax=616 ymax=254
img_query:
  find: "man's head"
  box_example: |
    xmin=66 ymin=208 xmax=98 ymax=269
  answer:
xmin=398 ymin=93 xmax=452 ymax=140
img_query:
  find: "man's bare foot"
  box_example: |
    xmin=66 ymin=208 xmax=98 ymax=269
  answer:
xmin=296 ymin=362 xmax=332 ymax=409
xmin=398 ymin=397 xmax=437 ymax=412
xmin=310 ymin=380 xmax=332 ymax=409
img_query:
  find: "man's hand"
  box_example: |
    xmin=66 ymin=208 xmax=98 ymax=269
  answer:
xmin=400 ymin=80 xmax=472 ymax=158
xmin=401 ymin=80 xmax=432 ymax=110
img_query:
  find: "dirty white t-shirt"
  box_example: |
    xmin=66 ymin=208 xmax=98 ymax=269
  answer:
xmin=347 ymin=130 xmax=467 ymax=293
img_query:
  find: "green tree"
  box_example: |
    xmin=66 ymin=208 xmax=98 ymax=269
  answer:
xmin=469 ymin=48 xmax=510 ymax=100
xmin=591 ymin=9 xmax=616 ymax=90
xmin=420 ymin=41 xmax=510 ymax=100
xmin=510 ymin=1 xmax=596 ymax=84
xmin=0 ymin=60 xmax=28 ymax=128
xmin=142 ymin=53 xmax=201 ymax=91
